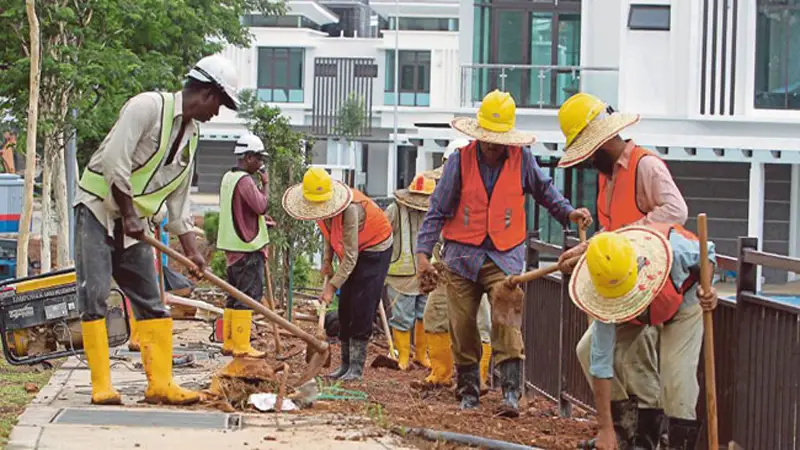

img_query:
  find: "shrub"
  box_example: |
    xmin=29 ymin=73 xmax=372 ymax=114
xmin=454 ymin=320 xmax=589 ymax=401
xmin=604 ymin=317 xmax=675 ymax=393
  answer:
xmin=204 ymin=212 xmax=220 ymax=247
xmin=210 ymin=250 xmax=226 ymax=279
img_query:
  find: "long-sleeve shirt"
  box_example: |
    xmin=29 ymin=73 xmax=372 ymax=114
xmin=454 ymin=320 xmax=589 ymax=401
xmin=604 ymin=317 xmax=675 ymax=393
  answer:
xmin=74 ymin=91 xmax=196 ymax=248
xmin=225 ymin=171 xmax=269 ymax=266
xmin=384 ymin=202 xmax=423 ymax=295
xmin=322 ymin=204 xmax=393 ymax=288
xmin=589 ymin=231 xmax=717 ymax=378
xmin=417 ymin=145 xmax=575 ymax=282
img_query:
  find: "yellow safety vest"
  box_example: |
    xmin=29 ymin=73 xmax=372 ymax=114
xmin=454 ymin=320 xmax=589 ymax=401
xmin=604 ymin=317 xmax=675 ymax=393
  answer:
xmin=217 ymin=170 xmax=270 ymax=252
xmin=78 ymin=92 xmax=198 ymax=218
xmin=387 ymin=204 xmax=418 ymax=277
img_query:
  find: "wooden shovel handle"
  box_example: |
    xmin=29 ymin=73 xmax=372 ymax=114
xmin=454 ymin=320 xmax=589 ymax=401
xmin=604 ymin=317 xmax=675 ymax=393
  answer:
xmin=507 ymin=264 xmax=560 ymax=286
xmin=317 ymin=276 xmax=329 ymax=334
xmin=697 ymin=213 xmax=719 ymax=450
xmin=141 ymin=235 xmax=328 ymax=353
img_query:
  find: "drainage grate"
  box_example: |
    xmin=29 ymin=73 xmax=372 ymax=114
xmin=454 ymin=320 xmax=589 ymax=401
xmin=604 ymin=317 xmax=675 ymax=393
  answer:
xmin=51 ymin=408 xmax=242 ymax=430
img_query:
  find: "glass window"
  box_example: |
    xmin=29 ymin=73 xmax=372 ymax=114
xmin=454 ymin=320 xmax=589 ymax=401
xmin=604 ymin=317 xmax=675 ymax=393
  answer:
xmin=627 ymin=4 xmax=671 ymax=31
xmin=385 ymin=50 xmax=431 ymax=106
xmin=754 ymin=5 xmax=800 ymax=110
xmin=257 ymin=47 xmax=305 ymax=103
xmin=242 ymin=14 xmax=319 ymax=30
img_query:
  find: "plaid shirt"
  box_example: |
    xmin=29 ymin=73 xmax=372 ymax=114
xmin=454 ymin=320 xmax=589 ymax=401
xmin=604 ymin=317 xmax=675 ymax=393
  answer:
xmin=417 ymin=145 xmax=574 ymax=282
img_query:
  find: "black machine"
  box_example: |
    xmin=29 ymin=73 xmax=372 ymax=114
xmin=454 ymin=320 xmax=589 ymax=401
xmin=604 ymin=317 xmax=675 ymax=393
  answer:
xmin=0 ymin=268 xmax=129 ymax=365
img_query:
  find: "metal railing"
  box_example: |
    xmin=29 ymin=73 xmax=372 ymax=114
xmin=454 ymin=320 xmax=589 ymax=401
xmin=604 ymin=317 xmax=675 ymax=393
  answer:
xmin=460 ymin=64 xmax=619 ymax=109
xmin=523 ymin=230 xmax=800 ymax=448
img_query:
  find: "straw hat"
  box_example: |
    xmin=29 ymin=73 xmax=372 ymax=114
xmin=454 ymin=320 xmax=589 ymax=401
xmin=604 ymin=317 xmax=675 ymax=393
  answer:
xmin=282 ymin=167 xmax=353 ymax=221
xmin=568 ymin=226 xmax=673 ymax=324
xmin=394 ymin=173 xmax=436 ymax=212
xmin=451 ymin=90 xmax=536 ymax=146
xmin=557 ymin=93 xmax=639 ymax=168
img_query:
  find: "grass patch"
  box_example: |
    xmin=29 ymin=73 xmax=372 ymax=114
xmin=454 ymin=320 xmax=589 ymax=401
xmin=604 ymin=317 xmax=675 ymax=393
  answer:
xmin=0 ymin=348 xmax=55 ymax=449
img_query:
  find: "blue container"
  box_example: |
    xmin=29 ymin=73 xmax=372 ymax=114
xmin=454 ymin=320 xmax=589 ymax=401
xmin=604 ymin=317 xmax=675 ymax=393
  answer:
xmin=0 ymin=174 xmax=24 ymax=233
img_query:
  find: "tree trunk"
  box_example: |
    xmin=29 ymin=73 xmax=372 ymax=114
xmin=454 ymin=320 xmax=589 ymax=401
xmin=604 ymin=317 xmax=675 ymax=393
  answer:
xmin=54 ymin=131 xmax=70 ymax=267
xmin=39 ymin=136 xmax=53 ymax=273
xmin=16 ymin=0 xmax=41 ymax=279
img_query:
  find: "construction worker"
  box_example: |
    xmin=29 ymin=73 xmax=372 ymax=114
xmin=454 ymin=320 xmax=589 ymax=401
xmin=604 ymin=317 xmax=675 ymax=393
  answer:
xmin=74 ymin=55 xmax=240 ymax=406
xmin=417 ymin=140 xmax=493 ymax=391
xmin=563 ymin=224 xmax=717 ymax=449
xmin=416 ymin=90 xmax=592 ymax=417
xmin=216 ymin=133 xmax=270 ymax=363
xmin=282 ymin=168 xmax=393 ymax=381
xmin=384 ymin=173 xmax=435 ymax=371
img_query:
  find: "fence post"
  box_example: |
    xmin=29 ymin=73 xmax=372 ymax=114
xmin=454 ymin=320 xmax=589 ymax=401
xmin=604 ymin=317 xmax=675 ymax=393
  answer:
xmin=521 ymin=230 xmax=541 ymax=393
xmin=732 ymin=236 xmax=758 ymax=446
xmin=558 ymin=228 xmax=576 ymax=418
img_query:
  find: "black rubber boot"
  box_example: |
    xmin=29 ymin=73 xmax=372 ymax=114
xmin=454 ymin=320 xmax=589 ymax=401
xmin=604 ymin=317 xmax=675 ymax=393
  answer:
xmin=659 ymin=417 xmax=701 ymax=450
xmin=455 ymin=364 xmax=480 ymax=410
xmin=635 ymin=408 xmax=664 ymax=449
xmin=496 ymin=358 xmax=522 ymax=418
xmin=339 ymin=338 xmax=367 ymax=382
xmin=576 ymin=397 xmax=639 ymax=450
xmin=327 ymin=341 xmax=350 ymax=379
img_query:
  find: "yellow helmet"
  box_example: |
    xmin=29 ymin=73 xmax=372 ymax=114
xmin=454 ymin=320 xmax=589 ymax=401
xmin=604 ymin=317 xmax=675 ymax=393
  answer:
xmin=302 ymin=167 xmax=333 ymax=203
xmin=408 ymin=173 xmax=436 ymax=195
xmin=585 ymin=232 xmax=639 ymax=299
xmin=558 ymin=93 xmax=607 ymax=147
xmin=477 ymin=90 xmax=516 ymax=133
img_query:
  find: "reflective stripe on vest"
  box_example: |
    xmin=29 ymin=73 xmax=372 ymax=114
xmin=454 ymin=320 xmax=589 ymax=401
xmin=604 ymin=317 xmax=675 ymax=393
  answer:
xmin=387 ymin=204 xmax=416 ymax=277
xmin=317 ymin=189 xmax=393 ymax=260
xmin=630 ymin=223 xmax=699 ymax=326
xmin=597 ymin=146 xmax=662 ymax=231
xmin=217 ymin=170 xmax=270 ymax=252
xmin=78 ymin=92 xmax=198 ymax=218
xmin=441 ymin=141 xmax=526 ymax=251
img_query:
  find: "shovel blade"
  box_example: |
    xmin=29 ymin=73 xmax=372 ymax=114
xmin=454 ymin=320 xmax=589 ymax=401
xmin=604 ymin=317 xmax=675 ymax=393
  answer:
xmin=490 ymin=283 xmax=524 ymax=329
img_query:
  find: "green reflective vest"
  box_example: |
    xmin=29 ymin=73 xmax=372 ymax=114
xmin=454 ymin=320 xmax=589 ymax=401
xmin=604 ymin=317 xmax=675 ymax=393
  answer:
xmin=217 ymin=170 xmax=270 ymax=252
xmin=387 ymin=204 xmax=417 ymax=277
xmin=78 ymin=92 xmax=198 ymax=218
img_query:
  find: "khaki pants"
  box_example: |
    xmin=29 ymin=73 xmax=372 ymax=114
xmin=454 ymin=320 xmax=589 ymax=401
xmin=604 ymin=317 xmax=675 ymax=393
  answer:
xmin=576 ymin=304 xmax=703 ymax=419
xmin=423 ymin=286 xmax=491 ymax=343
xmin=446 ymin=259 xmax=524 ymax=366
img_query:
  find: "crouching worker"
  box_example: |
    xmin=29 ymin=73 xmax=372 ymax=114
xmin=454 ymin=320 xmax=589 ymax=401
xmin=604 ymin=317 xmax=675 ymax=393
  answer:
xmin=217 ymin=133 xmax=271 ymax=362
xmin=282 ymin=168 xmax=393 ymax=381
xmin=563 ymin=224 xmax=717 ymax=449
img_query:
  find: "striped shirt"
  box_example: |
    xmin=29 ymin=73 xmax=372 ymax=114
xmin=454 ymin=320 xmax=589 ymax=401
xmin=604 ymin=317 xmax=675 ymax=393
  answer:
xmin=416 ymin=145 xmax=574 ymax=282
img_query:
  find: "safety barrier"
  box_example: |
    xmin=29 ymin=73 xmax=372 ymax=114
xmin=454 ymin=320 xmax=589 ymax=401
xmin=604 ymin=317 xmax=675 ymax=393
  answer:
xmin=522 ymin=230 xmax=800 ymax=448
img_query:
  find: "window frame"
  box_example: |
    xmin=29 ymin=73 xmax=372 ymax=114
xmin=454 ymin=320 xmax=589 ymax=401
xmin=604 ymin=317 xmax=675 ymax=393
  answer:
xmin=385 ymin=50 xmax=432 ymax=106
xmin=256 ymin=47 xmax=305 ymax=104
xmin=626 ymin=4 xmax=671 ymax=31
xmin=753 ymin=2 xmax=800 ymax=110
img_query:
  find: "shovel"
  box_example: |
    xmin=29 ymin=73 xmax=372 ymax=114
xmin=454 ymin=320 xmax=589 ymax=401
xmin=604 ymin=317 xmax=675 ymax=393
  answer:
xmin=141 ymin=235 xmax=329 ymax=385
xmin=306 ymin=276 xmax=331 ymax=367
xmin=697 ymin=213 xmax=719 ymax=450
xmin=490 ymin=264 xmax=561 ymax=328
xmin=371 ymin=296 xmax=400 ymax=370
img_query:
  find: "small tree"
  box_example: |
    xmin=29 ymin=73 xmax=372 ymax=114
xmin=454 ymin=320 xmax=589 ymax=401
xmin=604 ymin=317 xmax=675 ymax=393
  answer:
xmin=334 ymin=93 xmax=366 ymax=187
xmin=237 ymin=89 xmax=321 ymax=304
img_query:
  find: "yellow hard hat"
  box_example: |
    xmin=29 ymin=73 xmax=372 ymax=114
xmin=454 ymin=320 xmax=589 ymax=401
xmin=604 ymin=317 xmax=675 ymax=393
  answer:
xmin=407 ymin=173 xmax=436 ymax=195
xmin=477 ymin=90 xmax=516 ymax=133
xmin=585 ymin=232 xmax=639 ymax=299
xmin=558 ymin=93 xmax=607 ymax=147
xmin=301 ymin=167 xmax=333 ymax=203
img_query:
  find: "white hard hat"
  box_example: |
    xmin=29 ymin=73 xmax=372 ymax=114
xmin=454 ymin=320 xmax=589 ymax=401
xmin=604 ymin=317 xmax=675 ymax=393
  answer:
xmin=443 ymin=138 xmax=470 ymax=161
xmin=234 ymin=133 xmax=266 ymax=155
xmin=187 ymin=55 xmax=240 ymax=111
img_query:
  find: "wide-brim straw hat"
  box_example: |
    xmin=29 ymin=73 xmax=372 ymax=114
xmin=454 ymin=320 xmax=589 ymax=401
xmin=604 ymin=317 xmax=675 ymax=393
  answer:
xmin=450 ymin=117 xmax=536 ymax=147
xmin=423 ymin=167 xmax=443 ymax=181
xmin=568 ymin=226 xmax=673 ymax=324
xmin=282 ymin=180 xmax=353 ymax=221
xmin=558 ymin=112 xmax=640 ymax=168
xmin=394 ymin=189 xmax=429 ymax=212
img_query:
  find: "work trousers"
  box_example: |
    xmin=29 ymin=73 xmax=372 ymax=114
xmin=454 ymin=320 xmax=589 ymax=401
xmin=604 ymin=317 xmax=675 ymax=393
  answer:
xmin=75 ymin=204 xmax=169 ymax=322
xmin=225 ymin=252 xmax=265 ymax=309
xmin=338 ymin=247 xmax=392 ymax=342
xmin=423 ymin=286 xmax=491 ymax=343
xmin=446 ymin=259 xmax=524 ymax=366
xmin=387 ymin=286 xmax=426 ymax=331
xmin=576 ymin=304 xmax=703 ymax=419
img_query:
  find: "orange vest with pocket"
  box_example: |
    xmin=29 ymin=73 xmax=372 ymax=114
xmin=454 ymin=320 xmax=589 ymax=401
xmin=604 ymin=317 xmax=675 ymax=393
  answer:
xmin=317 ymin=189 xmax=392 ymax=260
xmin=441 ymin=141 xmax=526 ymax=251
xmin=597 ymin=146 xmax=665 ymax=231
xmin=631 ymin=223 xmax=700 ymax=326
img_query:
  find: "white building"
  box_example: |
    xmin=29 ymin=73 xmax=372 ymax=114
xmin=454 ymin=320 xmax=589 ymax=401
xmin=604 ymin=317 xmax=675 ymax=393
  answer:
xmin=198 ymin=0 xmax=800 ymax=284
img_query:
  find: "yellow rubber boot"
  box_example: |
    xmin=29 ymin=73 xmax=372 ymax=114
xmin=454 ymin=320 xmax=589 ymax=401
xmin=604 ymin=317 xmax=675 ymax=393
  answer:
xmin=423 ymin=332 xmax=454 ymax=386
xmin=128 ymin=314 xmax=140 ymax=352
xmin=81 ymin=319 xmax=122 ymax=405
xmin=138 ymin=318 xmax=200 ymax=405
xmin=221 ymin=309 xmax=233 ymax=356
xmin=480 ymin=342 xmax=492 ymax=393
xmin=413 ymin=321 xmax=431 ymax=369
xmin=393 ymin=328 xmax=412 ymax=371
xmin=230 ymin=309 xmax=265 ymax=358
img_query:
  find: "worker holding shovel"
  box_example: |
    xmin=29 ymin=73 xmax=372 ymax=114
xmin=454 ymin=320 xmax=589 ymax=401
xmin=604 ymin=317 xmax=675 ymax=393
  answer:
xmin=416 ymin=90 xmax=592 ymax=417
xmin=563 ymin=224 xmax=717 ymax=449
xmin=74 ymin=55 xmax=240 ymax=406
xmin=282 ymin=168 xmax=393 ymax=382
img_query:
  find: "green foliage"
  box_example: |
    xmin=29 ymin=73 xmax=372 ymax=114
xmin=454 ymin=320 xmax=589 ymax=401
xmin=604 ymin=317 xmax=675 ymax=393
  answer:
xmin=237 ymin=89 xmax=321 ymax=303
xmin=334 ymin=93 xmax=367 ymax=139
xmin=292 ymin=253 xmax=313 ymax=289
xmin=210 ymin=250 xmax=227 ymax=279
xmin=203 ymin=211 xmax=220 ymax=247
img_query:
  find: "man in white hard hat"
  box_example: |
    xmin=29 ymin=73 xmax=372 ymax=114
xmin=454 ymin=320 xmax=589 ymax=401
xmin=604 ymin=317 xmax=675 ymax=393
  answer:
xmin=216 ymin=133 xmax=271 ymax=369
xmin=74 ymin=54 xmax=239 ymax=407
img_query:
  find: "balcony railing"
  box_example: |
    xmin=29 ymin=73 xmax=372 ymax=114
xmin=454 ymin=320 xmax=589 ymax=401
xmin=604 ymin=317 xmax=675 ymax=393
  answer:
xmin=460 ymin=64 xmax=619 ymax=109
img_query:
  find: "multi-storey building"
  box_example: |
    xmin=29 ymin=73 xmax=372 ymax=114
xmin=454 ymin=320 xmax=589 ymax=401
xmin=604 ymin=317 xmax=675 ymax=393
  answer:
xmin=199 ymin=0 xmax=800 ymax=284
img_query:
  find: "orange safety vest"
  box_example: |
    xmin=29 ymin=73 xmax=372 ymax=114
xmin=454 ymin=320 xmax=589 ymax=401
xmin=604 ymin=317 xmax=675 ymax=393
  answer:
xmin=317 ymin=189 xmax=392 ymax=260
xmin=441 ymin=141 xmax=525 ymax=251
xmin=631 ymin=223 xmax=700 ymax=326
xmin=597 ymin=146 xmax=668 ymax=231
